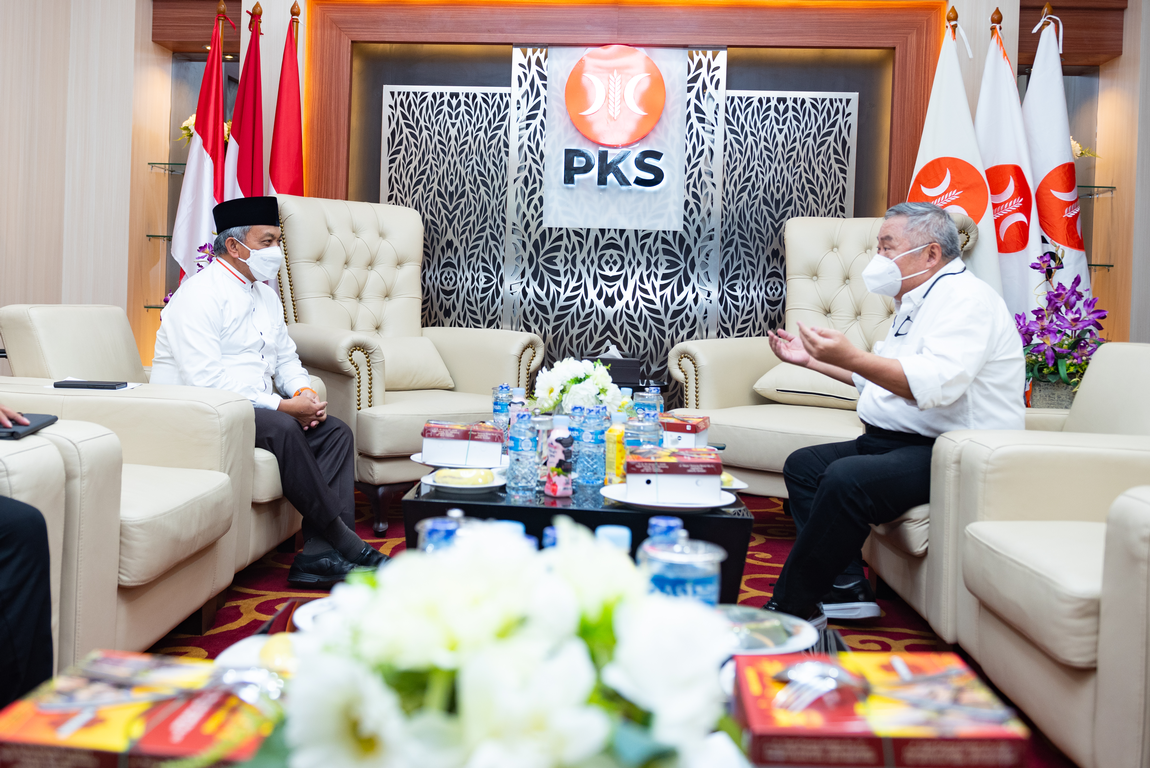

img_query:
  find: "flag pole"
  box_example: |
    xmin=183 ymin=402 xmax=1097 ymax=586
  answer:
xmin=291 ymin=1 xmax=300 ymax=53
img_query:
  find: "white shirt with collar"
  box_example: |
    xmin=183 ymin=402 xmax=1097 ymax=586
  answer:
xmin=853 ymin=257 xmax=1025 ymax=438
xmin=151 ymin=258 xmax=311 ymax=410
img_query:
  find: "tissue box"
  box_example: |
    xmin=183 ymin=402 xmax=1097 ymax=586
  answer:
xmin=421 ymin=421 xmax=504 ymax=466
xmin=624 ymin=445 xmax=722 ymax=504
xmin=734 ymin=652 xmax=1029 ymax=767
xmin=659 ymin=414 xmax=710 ymax=448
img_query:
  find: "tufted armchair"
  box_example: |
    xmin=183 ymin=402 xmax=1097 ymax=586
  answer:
xmin=276 ymin=195 xmax=544 ymax=529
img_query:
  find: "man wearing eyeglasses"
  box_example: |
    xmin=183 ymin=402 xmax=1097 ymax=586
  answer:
xmin=764 ymin=202 xmax=1024 ymax=628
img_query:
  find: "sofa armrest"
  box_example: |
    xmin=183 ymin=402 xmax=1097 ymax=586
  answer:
xmin=0 ymin=433 xmax=66 ymax=670
xmin=1025 ymin=408 xmax=1069 ymax=432
xmin=0 ymin=378 xmax=253 ymax=575
xmin=422 ymin=327 xmax=544 ymax=395
xmin=289 ymin=324 xmax=385 ymax=406
xmin=1095 ymin=486 xmax=1150 ymax=768
xmin=668 ymin=337 xmax=779 ymax=410
xmin=309 ymin=375 xmax=327 ymax=402
xmin=37 ymin=421 xmax=122 ymax=669
xmin=957 ymin=431 xmax=1150 ymax=526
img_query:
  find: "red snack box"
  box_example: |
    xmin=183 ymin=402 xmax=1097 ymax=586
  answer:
xmin=734 ymin=652 xmax=1029 ymax=767
xmin=659 ymin=414 xmax=711 ymax=447
xmin=0 ymin=650 xmax=274 ymax=768
xmin=624 ymin=445 xmax=722 ymax=504
xmin=420 ymin=420 xmax=504 ymax=467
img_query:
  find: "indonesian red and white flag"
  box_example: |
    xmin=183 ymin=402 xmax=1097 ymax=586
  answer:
xmin=975 ymin=23 xmax=1045 ymax=318
xmin=224 ymin=9 xmax=264 ymax=199
xmin=1021 ymin=14 xmax=1090 ymax=294
xmin=907 ymin=21 xmax=1003 ymax=295
xmin=269 ymin=15 xmax=304 ymax=196
xmin=171 ymin=12 xmax=228 ymax=280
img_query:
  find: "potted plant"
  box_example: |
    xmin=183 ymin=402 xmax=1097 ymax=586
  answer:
xmin=533 ymin=358 xmax=625 ymax=414
xmin=1015 ymin=249 xmax=1107 ymax=408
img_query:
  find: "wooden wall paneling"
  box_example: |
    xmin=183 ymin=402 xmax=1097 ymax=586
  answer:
xmin=1017 ymin=0 xmax=1126 ymax=67
xmin=153 ymin=0 xmax=242 ymax=53
xmin=303 ymin=1 xmax=945 ymax=207
xmin=129 ymin=0 xmax=174 ymax=365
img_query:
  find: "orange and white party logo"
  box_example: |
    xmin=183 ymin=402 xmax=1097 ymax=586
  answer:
xmin=986 ymin=164 xmax=1033 ymax=253
xmin=1035 ymin=162 xmax=1084 ymax=251
xmin=565 ymin=45 xmax=666 ymax=148
xmin=908 ymin=157 xmax=989 ymax=223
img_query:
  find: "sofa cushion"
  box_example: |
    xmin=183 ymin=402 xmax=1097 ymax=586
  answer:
xmin=377 ymin=337 xmax=455 ymax=391
xmin=357 ymin=390 xmax=494 ymax=457
xmin=686 ymin=405 xmax=863 ymax=474
xmin=964 ymin=520 xmax=1105 ymax=668
xmin=119 ymin=464 xmax=233 ymax=587
xmin=753 ymin=363 xmax=859 ymax=410
xmin=870 ymin=503 xmax=930 ymax=557
xmin=252 ymin=448 xmax=283 ymax=503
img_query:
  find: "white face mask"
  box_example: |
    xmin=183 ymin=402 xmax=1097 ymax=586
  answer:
xmin=861 ymin=243 xmax=931 ymax=297
xmin=233 ymin=239 xmax=284 ymax=282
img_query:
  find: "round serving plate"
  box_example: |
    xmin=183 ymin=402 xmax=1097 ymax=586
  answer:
xmin=291 ymin=596 xmax=337 ymax=633
xmin=410 ymin=452 xmax=510 ymax=470
xmin=723 ymin=475 xmax=749 ymax=491
xmin=599 ymin=484 xmax=737 ymax=514
xmin=420 ymin=471 xmax=508 ymax=494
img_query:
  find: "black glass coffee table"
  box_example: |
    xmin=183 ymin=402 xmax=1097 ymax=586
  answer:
xmin=402 ymin=483 xmax=753 ymax=604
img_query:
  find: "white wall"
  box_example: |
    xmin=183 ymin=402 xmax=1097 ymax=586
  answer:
xmin=952 ymin=0 xmax=1022 ymax=115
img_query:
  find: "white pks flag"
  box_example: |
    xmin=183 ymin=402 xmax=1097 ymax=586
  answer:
xmin=975 ymin=22 xmax=1045 ymax=319
xmin=908 ymin=17 xmax=1003 ymax=296
xmin=1021 ymin=12 xmax=1090 ymax=295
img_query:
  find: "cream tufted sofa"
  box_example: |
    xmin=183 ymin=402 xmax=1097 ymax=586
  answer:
xmin=0 ymin=378 xmax=250 ymax=662
xmin=276 ymin=195 xmax=545 ymax=529
xmin=0 ymin=304 xmax=320 ymax=572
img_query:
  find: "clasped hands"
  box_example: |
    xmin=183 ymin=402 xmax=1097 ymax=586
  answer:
xmin=768 ymin=323 xmax=859 ymax=371
xmin=278 ymin=389 xmax=327 ymax=430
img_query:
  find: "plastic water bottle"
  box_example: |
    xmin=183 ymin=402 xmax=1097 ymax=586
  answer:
xmin=569 ymin=405 xmax=586 ymax=476
xmin=417 ymin=517 xmax=459 ymax=552
xmin=638 ymin=532 xmax=727 ymax=606
xmin=633 ymin=390 xmax=658 ymax=420
xmin=624 ymin=413 xmax=661 ymax=450
xmin=643 ymin=516 xmax=683 ymax=546
xmin=531 ymin=410 xmax=553 ymax=484
xmin=575 ymin=406 xmax=608 ymax=486
xmin=596 ymin=524 xmax=632 ymax=553
xmin=493 ymin=384 xmax=512 ymax=442
xmin=507 ymin=412 xmax=538 ymax=492
xmin=647 ymin=386 xmax=665 ymax=414
xmin=509 ymin=387 xmax=528 ymax=422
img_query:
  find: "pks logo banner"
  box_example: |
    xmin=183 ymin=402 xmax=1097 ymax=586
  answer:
xmin=543 ymin=46 xmax=687 ymax=231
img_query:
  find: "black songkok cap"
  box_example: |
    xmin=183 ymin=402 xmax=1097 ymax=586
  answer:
xmin=212 ymin=196 xmax=280 ymax=232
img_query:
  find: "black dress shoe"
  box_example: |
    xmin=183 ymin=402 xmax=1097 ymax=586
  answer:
xmin=287 ymin=549 xmax=359 ymax=588
xmin=818 ymin=580 xmax=881 ymax=620
xmin=765 ymin=599 xmax=828 ymax=632
xmin=349 ymin=543 xmax=389 ymax=569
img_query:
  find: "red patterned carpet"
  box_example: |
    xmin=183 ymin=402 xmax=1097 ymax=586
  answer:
xmin=149 ymin=489 xmax=1076 ymax=767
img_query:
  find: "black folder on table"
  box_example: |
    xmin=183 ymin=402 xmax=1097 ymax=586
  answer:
xmin=0 ymin=413 xmax=58 ymax=440
xmin=53 ymin=380 xmax=128 ymax=390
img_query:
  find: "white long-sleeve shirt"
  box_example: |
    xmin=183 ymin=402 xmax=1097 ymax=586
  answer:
xmin=853 ymin=257 xmax=1025 ymax=438
xmin=151 ymin=259 xmax=311 ymax=410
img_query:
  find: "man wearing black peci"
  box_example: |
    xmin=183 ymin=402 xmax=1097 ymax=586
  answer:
xmin=151 ymin=197 xmax=386 ymax=587
xmin=765 ymin=202 xmax=1024 ymax=627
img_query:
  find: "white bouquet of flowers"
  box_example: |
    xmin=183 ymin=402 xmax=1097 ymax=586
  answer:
xmin=534 ymin=358 xmax=623 ymax=414
xmin=284 ymin=516 xmax=746 ymax=768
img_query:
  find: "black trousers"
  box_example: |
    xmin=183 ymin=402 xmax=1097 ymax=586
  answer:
xmin=253 ymin=410 xmax=356 ymax=541
xmin=0 ymin=496 xmax=53 ymax=707
xmin=773 ymin=427 xmax=936 ymax=615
